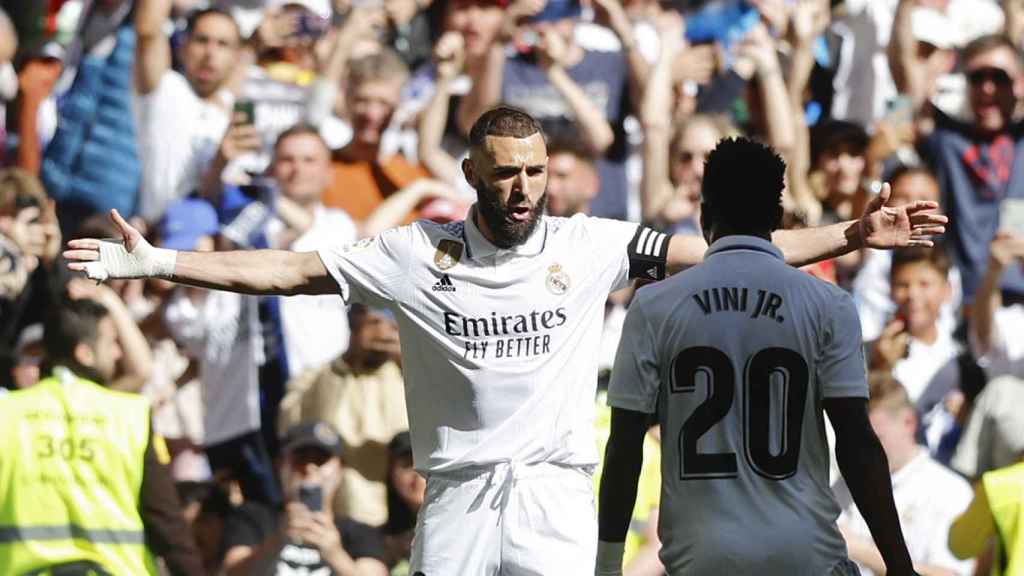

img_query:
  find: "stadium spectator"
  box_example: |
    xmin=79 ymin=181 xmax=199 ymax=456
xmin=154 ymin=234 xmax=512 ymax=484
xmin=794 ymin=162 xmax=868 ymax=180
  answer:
xmin=325 ymin=49 xmax=429 ymax=223
xmin=0 ymin=168 xmax=61 ymax=389
xmin=278 ymin=304 xmax=408 ymax=527
xmin=834 ymin=372 xmax=975 ymax=576
xmin=868 ymin=247 xmax=958 ymax=402
xmin=221 ymin=420 xmax=389 ymax=575
xmin=135 ymin=0 xmax=241 ymax=221
xmin=0 ymin=298 xmax=202 ymax=575
xmin=852 ymin=167 xmax=961 ymax=342
xmin=267 ymin=125 xmax=358 ymax=377
xmin=379 ymin=431 xmax=425 ymax=573
xmin=545 ymin=134 xmax=601 ymax=218
xmin=159 ymin=198 xmax=281 ymax=506
xmin=952 ymin=229 xmax=1024 ymax=478
xmin=176 ymin=481 xmax=232 ymax=575
xmin=949 ymin=457 xmax=1024 ymax=573
xmin=8 ymin=323 xmax=42 ymax=390
xmin=40 ymin=0 xmax=141 ymax=225
xmin=915 ymin=34 xmax=1024 ymax=302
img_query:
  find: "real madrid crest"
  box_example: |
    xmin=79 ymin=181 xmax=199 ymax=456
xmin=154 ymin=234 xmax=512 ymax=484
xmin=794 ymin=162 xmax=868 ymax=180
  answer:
xmin=546 ymin=263 xmax=570 ymax=295
xmin=434 ymin=239 xmax=463 ymax=271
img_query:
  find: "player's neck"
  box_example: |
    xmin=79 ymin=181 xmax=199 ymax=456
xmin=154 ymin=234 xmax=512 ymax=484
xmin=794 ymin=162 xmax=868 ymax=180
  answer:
xmin=707 ymin=228 xmax=773 ymax=244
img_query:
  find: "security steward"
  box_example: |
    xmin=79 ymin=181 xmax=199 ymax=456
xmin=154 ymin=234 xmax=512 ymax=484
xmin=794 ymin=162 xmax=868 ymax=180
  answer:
xmin=0 ymin=298 xmax=203 ymax=575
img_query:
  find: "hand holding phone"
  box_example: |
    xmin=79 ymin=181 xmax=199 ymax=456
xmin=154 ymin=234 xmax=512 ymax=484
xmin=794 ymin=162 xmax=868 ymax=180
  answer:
xmin=233 ymin=99 xmax=255 ymax=126
xmin=298 ymin=483 xmax=323 ymax=511
xmin=999 ymin=198 xmax=1024 ymax=236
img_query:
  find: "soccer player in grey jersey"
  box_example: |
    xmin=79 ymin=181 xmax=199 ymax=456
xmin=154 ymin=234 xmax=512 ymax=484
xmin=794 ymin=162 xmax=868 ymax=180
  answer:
xmin=599 ymin=138 xmax=919 ymax=576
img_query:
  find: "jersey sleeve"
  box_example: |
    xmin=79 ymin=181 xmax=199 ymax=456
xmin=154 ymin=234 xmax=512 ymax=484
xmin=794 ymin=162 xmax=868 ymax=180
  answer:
xmin=585 ymin=217 xmax=670 ymax=292
xmin=607 ymin=295 xmax=661 ymax=414
xmin=818 ymin=292 xmax=869 ymax=399
xmin=316 ymin=225 xmax=413 ymax=307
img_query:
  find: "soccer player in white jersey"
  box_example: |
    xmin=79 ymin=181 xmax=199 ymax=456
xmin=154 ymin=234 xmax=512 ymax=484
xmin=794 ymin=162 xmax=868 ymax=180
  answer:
xmin=65 ymin=108 xmax=944 ymax=574
xmin=598 ymin=138 xmax=920 ymax=576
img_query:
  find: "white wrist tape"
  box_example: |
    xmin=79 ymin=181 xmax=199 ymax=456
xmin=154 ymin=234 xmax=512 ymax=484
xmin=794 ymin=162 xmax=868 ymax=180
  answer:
xmin=82 ymin=239 xmax=177 ymax=282
xmin=595 ymin=540 xmax=625 ymax=576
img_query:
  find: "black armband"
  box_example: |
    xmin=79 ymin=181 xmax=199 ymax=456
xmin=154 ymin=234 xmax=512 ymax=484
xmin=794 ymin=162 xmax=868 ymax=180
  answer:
xmin=627 ymin=227 xmax=669 ymax=281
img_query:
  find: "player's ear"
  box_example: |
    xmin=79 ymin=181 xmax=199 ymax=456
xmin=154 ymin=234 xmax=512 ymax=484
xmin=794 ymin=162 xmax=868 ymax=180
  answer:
xmin=461 ymin=157 xmax=475 ymax=184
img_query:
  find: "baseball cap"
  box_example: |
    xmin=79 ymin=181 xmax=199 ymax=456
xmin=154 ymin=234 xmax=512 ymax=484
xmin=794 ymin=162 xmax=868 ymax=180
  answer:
xmin=265 ymin=0 xmax=332 ymax=20
xmin=529 ymin=0 xmax=582 ymax=23
xmin=911 ymin=7 xmax=959 ymax=50
xmin=158 ymin=198 xmax=220 ymax=251
xmin=281 ymin=421 xmax=344 ymax=458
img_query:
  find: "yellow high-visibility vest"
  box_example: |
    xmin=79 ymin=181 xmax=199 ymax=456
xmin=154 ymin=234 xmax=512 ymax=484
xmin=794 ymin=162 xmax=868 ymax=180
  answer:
xmin=0 ymin=370 xmax=157 ymax=575
xmin=984 ymin=461 xmax=1024 ymax=576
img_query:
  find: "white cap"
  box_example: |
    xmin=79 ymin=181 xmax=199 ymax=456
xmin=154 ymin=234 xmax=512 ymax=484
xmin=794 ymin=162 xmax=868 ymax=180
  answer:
xmin=265 ymin=0 xmax=332 ymax=20
xmin=911 ymin=7 xmax=960 ymax=50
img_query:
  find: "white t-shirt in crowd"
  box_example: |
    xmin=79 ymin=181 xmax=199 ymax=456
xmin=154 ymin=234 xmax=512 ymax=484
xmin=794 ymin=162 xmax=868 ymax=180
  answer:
xmin=970 ymin=303 xmax=1024 ymax=380
xmin=134 ymin=70 xmax=230 ymax=221
xmin=608 ymin=235 xmax=865 ymax=576
xmin=270 ymin=204 xmax=358 ymax=378
xmin=163 ymin=289 xmax=263 ymax=446
xmin=834 ymin=449 xmax=975 ymax=576
xmin=317 ymin=212 xmax=659 ymax=473
xmin=891 ymin=331 xmax=960 ymax=403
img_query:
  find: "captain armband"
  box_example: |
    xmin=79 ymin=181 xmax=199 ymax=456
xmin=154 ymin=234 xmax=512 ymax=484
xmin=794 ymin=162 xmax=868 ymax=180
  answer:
xmin=627 ymin=227 xmax=669 ymax=282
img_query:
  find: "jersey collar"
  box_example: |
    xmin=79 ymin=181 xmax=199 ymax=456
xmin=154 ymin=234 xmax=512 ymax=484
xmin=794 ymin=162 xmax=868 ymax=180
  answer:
xmin=705 ymin=235 xmax=784 ymax=261
xmin=462 ymin=205 xmax=547 ymax=260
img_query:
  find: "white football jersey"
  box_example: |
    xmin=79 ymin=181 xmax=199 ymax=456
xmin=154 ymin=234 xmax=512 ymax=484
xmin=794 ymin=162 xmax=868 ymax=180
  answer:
xmin=318 ymin=212 xmax=668 ymax=473
xmin=608 ymin=235 xmax=867 ymax=576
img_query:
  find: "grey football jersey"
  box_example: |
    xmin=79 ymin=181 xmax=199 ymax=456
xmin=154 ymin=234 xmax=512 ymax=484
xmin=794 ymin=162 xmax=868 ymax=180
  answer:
xmin=609 ymin=235 xmax=867 ymax=575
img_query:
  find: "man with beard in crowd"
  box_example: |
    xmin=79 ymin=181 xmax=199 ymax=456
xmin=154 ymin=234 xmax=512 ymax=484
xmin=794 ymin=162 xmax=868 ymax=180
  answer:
xmin=65 ymin=106 xmax=946 ymax=574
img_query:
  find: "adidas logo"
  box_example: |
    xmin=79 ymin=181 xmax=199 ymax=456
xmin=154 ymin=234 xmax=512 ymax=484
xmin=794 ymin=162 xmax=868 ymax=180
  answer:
xmin=432 ymin=274 xmax=456 ymax=293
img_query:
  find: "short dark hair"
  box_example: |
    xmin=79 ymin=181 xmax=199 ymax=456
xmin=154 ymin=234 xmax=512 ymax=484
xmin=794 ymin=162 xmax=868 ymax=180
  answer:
xmin=468 ymin=105 xmax=543 ymax=154
xmin=701 ymin=137 xmax=786 ymax=233
xmin=43 ymin=298 xmax=109 ymax=367
xmin=890 ymin=245 xmax=951 ymax=279
xmin=546 ymin=133 xmax=596 ymax=167
xmin=185 ymin=7 xmax=241 ymax=43
xmin=962 ymin=34 xmax=1024 ymax=70
xmin=887 ymin=164 xmax=937 ymax=188
xmin=811 ymin=119 xmax=869 ymax=166
xmin=274 ymin=123 xmax=329 ymax=152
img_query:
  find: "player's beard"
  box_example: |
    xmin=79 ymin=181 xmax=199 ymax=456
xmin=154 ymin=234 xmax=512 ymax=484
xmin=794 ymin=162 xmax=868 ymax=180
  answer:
xmin=474 ymin=179 xmax=548 ymax=249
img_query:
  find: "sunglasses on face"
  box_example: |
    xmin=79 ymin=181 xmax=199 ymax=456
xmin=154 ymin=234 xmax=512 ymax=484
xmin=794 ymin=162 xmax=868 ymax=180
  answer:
xmin=967 ymin=67 xmax=1013 ymax=88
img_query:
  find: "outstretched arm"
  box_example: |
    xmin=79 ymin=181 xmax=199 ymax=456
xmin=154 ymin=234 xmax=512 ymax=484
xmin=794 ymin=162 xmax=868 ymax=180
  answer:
xmin=597 ymin=407 xmax=649 ymax=576
xmin=665 ymin=183 xmax=947 ymax=271
xmin=64 ymin=210 xmax=337 ymax=296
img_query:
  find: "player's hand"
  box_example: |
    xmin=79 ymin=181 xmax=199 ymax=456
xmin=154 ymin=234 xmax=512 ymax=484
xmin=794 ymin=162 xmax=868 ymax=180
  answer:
xmin=64 ymin=209 xmax=176 ymax=281
xmin=859 ymin=183 xmax=947 ymax=250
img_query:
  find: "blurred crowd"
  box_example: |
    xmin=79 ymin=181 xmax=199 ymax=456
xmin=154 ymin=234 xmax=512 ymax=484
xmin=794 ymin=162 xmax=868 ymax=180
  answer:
xmin=1 ymin=0 xmax=1024 ymax=574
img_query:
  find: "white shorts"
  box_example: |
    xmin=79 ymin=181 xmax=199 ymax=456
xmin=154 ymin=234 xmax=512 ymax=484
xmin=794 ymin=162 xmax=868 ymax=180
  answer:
xmin=410 ymin=461 xmax=597 ymax=576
